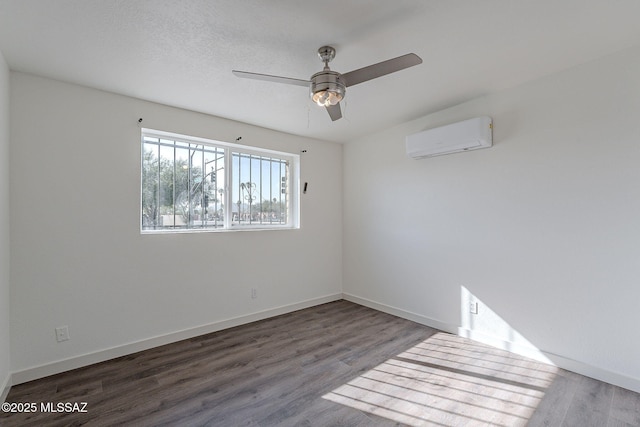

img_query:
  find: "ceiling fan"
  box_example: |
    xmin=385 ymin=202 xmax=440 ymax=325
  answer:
xmin=232 ymin=46 xmax=422 ymax=121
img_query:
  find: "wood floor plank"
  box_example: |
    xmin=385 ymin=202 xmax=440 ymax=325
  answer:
xmin=526 ymin=369 xmax=580 ymax=427
xmin=609 ymin=385 xmax=640 ymax=426
xmin=2 ymin=300 xmax=639 ymax=426
xmin=561 ymin=375 xmax=615 ymax=427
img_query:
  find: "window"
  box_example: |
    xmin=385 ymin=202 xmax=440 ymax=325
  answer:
xmin=141 ymin=129 xmax=299 ymax=232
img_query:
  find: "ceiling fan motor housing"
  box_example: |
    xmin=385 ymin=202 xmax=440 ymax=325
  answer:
xmin=310 ymin=70 xmax=346 ymax=102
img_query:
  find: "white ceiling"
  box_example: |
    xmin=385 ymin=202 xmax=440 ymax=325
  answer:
xmin=2 ymin=1 xmax=640 ymax=143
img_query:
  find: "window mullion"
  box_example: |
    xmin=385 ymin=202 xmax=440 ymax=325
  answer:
xmin=259 ymin=157 xmax=263 ymax=225
xmin=172 ymin=143 xmax=177 ymax=229
xmin=285 ymin=161 xmax=289 ymax=225
xmin=156 ymin=142 xmax=160 ymax=229
xmin=201 ymin=147 xmax=205 ymax=229
xmin=224 ymin=148 xmax=232 ymax=229
xmin=248 ymin=155 xmax=252 ymax=225
xmin=269 ymin=158 xmax=272 ymax=224
xmin=279 ymin=161 xmax=283 ymax=224
xmin=186 ymin=147 xmax=190 ymax=227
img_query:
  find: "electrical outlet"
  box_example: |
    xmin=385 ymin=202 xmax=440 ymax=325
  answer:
xmin=251 ymin=288 xmax=257 ymax=299
xmin=469 ymin=302 xmax=479 ymax=315
xmin=55 ymin=326 xmax=70 ymax=342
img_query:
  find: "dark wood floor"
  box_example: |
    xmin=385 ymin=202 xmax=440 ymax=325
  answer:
xmin=2 ymin=300 xmax=640 ymax=426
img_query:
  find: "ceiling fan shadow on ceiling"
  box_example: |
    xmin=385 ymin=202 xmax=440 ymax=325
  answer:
xmin=232 ymin=46 xmax=422 ymax=121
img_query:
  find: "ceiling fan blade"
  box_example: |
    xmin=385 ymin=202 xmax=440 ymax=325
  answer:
xmin=326 ymin=103 xmax=342 ymax=121
xmin=342 ymin=53 xmax=422 ymax=87
xmin=232 ymin=70 xmax=310 ymax=87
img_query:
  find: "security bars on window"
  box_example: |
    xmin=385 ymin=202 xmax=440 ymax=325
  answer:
xmin=141 ymin=131 xmax=297 ymax=232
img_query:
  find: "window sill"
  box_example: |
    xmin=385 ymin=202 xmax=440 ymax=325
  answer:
xmin=140 ymin=225 xmax=299 ymax=235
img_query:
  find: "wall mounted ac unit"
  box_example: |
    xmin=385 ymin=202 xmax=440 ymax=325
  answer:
xmin=406 ymin=116 xmax=492 ymax=159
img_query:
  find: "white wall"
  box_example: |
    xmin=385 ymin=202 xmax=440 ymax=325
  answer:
xmin=10 ymin=73 xmax=342 ymax=380
xmin=343 ymin=45 xmax=640 ymax=391
xmin=0 ymin=51 xmax=11 ymax=400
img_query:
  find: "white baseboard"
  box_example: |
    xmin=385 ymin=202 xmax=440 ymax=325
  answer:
xmin=542 ymin=349 xmax=640 ymax=394
xmin=1 ymin=372 xmax=10 ymax=403
xmin=344 ymin=293 xmax=640 ymax=394
xmin=459 ymin=327 xmax=640 ymax=394
xmin=342 ymin=293 xmax=457 ymax=334
xmin=458 ymin=327 xmax=553 ymax=364
xmin=12 ymin=293 xmax=343 ymax=385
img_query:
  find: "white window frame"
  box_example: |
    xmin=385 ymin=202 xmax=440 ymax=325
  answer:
xmin=141 ymin=128 xmax=300 ymax=233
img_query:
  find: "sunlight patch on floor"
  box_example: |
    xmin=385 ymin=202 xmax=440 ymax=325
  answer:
xmin=323 ymin=332 xmax=558 ymax=426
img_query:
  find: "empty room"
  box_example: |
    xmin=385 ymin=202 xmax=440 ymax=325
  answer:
xmin=1 ymin=1 xmax=640 ymax=425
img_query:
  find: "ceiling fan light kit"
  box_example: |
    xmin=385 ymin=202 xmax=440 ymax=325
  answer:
xmin=312 ymin=87 xmax=343 ymax=107
xmin=233 ymin=45 xmax=422 ymax=121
